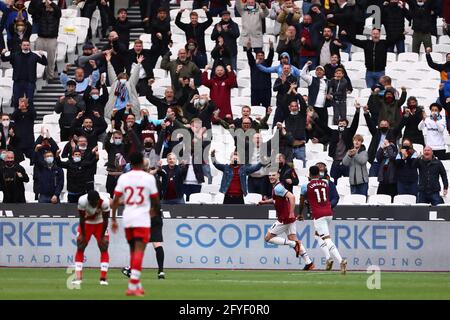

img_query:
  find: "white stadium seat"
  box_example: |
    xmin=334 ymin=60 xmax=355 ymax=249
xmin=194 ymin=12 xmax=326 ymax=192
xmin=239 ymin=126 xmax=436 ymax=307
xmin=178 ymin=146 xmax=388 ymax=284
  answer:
xmin=393 ymin=195 xmax=417 ymax=205
xmin=244 ymin=193 xmax=263 ymax=204
xmin=368 ymin=194 xmax=392 ymax=205
xmin=341 ymin=194 xmax=367 ymax=205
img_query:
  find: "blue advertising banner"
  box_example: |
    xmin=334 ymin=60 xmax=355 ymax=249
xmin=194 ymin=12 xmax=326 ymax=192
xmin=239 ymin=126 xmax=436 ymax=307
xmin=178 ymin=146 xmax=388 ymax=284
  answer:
xmin=0 ymin=218 xmax=449 ymax=271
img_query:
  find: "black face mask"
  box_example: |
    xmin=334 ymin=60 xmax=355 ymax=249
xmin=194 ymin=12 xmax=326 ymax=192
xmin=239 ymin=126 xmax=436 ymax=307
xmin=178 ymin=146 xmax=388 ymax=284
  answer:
xmin=144 ymin=142 xmax=153 ymax=148
xmin=5 ymin=160 xmax=14 ymax=167
xmin=380 ymin=127 xmax=389 ymax=134
xmin=233 ymin=160 xmax=238 ymax=166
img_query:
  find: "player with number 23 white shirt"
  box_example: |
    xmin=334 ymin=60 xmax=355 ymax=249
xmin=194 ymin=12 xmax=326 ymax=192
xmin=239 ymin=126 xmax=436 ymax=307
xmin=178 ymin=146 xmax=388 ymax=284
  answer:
xmin=111 ymin=153 xmax=161 ymax=296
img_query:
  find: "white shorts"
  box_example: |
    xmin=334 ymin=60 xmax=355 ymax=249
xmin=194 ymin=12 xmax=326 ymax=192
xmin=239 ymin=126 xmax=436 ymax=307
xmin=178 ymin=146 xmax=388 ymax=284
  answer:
xmin=269 ymin=220 xmax=296 ymax=236
xmin=313 ymin=216 xmax=332 ymax=237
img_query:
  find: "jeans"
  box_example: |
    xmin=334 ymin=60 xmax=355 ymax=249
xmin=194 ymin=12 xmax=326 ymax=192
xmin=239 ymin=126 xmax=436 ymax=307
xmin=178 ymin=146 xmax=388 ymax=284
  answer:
xmin=203 ymin=164 xmax=212 ymax=184
xmin=365 ymin=70 xmax=385 ymax=89
xmin=342 ymin=41 xmax=352 ymax=58
xmin=183 ymin=184 xmax=202 ymax=202
xmin=350 ymin=183 xmax=368 ymax=197
xmin=417 ymin=191 xmax=444 ymax=206
xmin=330 ymin=161 xmax=349 ymax=185
xmin=38 ymin=194 xmax=53 ymax=203
xmin=292 ymin=146 xmax=306 ymax=168
xmin=369 ymin=162 xmax=380 ymax=177
xmin=161 ymin=198 xmax=185 ymax=205
xmin=231 ymin=55 xmax=237 ymax=72
xmin=302 ymin=2 xmax=312 ymax=15
xmin=397 ymin=181 xmax=418 ymax=196
xmin=13 ymin=81 xmax=36 ymax=108
xmin=387 ymin=39 xmax=405 ymax=53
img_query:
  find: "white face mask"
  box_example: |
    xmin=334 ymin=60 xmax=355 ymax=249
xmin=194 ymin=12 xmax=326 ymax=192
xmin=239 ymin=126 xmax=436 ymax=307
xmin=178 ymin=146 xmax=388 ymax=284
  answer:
xmin=73 ymin=156 xmax=81 ymax=162
xmin=45 ymin=157 xmax=54 ymax=165
xmin=119 ymin=79 xmax=127 ymax=85
xmin=290 ymin=111 xmax=299 ymax=115
xmin=22 ymin=49 xmax=30 ymax=54
xmin=431 ymin=111 xmax=439 ymax=117
xmin=2 ymin=120 xmax=10 ymax=127
xmin=246 ymin=5 xmax=255 ymax=10
xmin=78 ymin=145 xmax=87 ymax=151
xmin=199 ymin=98 xmax=206 ymax=106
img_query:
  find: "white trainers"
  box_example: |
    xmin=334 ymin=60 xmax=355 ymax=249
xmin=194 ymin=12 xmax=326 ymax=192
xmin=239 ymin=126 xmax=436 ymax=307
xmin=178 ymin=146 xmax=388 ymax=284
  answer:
xmin=158 ymin=272 xmax=165 ymax=279
xmin=100 ymin=280 xmax=109 ymax=286
xmin=340 ymin=259 xmax=348 ymax=275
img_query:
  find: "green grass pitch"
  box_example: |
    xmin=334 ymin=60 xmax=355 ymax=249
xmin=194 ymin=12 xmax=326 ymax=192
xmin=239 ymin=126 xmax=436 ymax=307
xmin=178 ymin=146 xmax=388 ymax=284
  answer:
xmin=0 ymin=268 xmax=450 ymax=300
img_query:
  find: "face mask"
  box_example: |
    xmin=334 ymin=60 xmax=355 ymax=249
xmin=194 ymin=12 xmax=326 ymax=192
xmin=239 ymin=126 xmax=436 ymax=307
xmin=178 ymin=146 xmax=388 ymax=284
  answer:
xmin=5 ymin=160 xmax=14 ymax=167
xmin=22 ymin=49 xmax=30 ymax=54
xmin=73 ymin=156 xmax=81 ymax=162
xmin=417 ymin=1 xmax=424 ymax=6
xmin=319 ymin=171 xmax=326 ymax=178
xmin=114 ymin=139 xmax=122 ymax=145
xmin=0 ymin=153 xmax=6 ymax=160
xmin=119 ymin=79 xmax=127 ymax=85
xmin=84 ymin=127 xmax=93 ymax=132
xmin=45 ymin=157 xmax=54 ymax=165
xmin=431 ymin=112 xmax=438 ymax=117
xmin=338 ymin=126 xmax=345 ymax=132
xmin=78 ymin=145 xmax=87 ymax=150
xmin=144 ymin=142 xmax=153 ymax=148
xmin=188 ymin=44 xmax=195 ymax=50
xmin=290 ymin=111 xmax=299 ymax=115
xmin=246 ymin=5 xmax=255 ymax=10
xmin=233 ymin=159 xmax=238 ymax=166
xmin=380 ymin=127 xmax=389 ymax=133
xmin=199 ymin=98 xmax=206 ymax=106
xmin=2 ymin=120 xmax=10 ymax=127
xmin=91 ymin=94 xmax=99 ymax=100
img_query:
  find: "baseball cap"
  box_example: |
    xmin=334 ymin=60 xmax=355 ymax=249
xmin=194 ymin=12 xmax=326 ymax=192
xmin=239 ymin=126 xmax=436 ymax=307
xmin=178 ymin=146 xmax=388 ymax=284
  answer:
xmin=66 ymin=79 xmax=76 ymax=86
xmin=315 ymin=65 xmax=325 ymax=71
xmin=220 ymin=10 xmax=231 ymax=16
xmin=82 ymin=42 xmax=94 ymax=50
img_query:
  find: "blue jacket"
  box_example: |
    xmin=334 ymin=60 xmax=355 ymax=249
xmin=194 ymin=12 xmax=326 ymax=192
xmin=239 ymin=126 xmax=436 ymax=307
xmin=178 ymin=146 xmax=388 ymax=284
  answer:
xmin=255 ymin=52 xmax=300 ymax=77
xmin=0 ymin=2 xmax=28 ymax=40
xmin=35 ymin=161 xmax=64 ymax=197
xmin=328 ymin=180 xmax=339 ymax=209
xmin=213 ymin=162 xmax=263 ymax=196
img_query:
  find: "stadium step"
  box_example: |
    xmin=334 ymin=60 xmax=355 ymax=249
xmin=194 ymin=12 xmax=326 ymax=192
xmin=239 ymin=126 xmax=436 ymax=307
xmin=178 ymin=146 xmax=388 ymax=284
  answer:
xmin=33 ymin=4 xmax=144 ymax=122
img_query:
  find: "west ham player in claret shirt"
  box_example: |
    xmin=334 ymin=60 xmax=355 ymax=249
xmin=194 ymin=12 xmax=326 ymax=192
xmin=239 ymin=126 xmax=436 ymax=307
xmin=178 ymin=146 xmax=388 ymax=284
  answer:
xmin=72 ymin=190 xmax=111 ymax=286
xmin=111 ymin=152 xmax=161 ymax=296
xmin=259 ymin=171 xmax=315 ymax=270
xmin=299 ymin=166 xmax=347 ymax=274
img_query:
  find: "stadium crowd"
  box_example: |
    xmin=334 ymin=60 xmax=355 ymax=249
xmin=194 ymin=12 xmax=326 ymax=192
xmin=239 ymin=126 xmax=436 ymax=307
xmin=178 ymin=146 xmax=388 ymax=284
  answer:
xmin=0 ymin=0 xmax=449 ymax=206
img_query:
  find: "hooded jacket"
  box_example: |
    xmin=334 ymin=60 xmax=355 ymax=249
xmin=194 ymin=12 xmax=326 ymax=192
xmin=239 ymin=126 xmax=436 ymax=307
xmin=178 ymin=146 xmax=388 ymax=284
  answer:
xmin=256 ymin=52 xmax=301 ymax=77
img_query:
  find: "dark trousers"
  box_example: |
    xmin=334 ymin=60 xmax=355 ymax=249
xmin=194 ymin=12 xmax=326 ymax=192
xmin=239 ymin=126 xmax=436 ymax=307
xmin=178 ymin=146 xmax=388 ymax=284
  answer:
xmin=417 ymin=191 xmax=444 ymax=206
xmin=106 ymin=174 xmax=120 ymax=198
xmin=248 ymin=176 xmax=271 ymax=198
xmin=183 ymin=184 xmax=202 ymax=202
xmin=272 ymin=106 xmax=286 ymax=128
xmin=330 ymin=160 xmax=349 ymax=185
xmin=369 ymin=162 xmax=380 ymax=177
xmin=136 ymin=78 xmax=152 ymax=97
xmin=350 ymin=183 xmax=368 ymax=197
xmin=81 ymin=2 xmax=98 ymax=39
xmin=397 ymin=181 xmax=418 ymax=196
xmin=377 ymin=183 xmax=397 ymax=200
xmin=68 ymin=192 xmax=83 ymax=204
xmin=433 ymin=149 xmax=450 ymax=161
xmin=13 ymin=81 xmax=36 ymax=108
xmin=333 ymin=101 xmax=347 ymax=125
xmin=60 ymin=126 xmax=72 ymax=142
xmin=314 ymin=106 xmax=328 ymax=126
xmin=224 ymin=194 xmax=244 ymax=204
xmin=251 ymin=88 xmax=271 ymax=107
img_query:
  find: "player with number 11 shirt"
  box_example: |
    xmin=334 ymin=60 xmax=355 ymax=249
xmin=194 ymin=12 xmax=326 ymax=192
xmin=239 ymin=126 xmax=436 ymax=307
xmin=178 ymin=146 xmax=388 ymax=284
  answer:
xmin=300 ymin=166 xmax=347 ymax=274
xmin=111 ymin=153 xmax=161 ymax=296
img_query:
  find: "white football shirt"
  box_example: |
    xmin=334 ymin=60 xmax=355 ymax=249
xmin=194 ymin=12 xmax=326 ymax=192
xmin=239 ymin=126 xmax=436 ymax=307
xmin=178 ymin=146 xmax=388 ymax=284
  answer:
xmin=114 ymin=169 xmax=159 ymax=228
xmin=78 ymin=194 xmax=111 ymax=225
